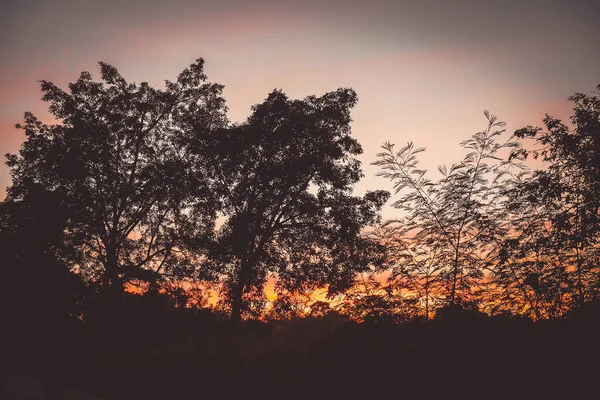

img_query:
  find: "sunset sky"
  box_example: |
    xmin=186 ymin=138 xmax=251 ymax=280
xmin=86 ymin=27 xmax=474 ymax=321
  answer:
xmin=1 ymin=0 xmax=599 ymax=219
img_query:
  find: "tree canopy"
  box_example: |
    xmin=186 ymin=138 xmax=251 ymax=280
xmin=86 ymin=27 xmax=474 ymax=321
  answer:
xmin=5 ymin=58 xmax=227 ymax=308
xmin=3 ymin=60 xmax=389 ymax=325
xmin=373 ymin=112 xmax=524 ymax=315
xmin=493 ymin=84 xmax=600 ymax=317
xmin=3 ymin=56 xmax=599 ymax=327
xmin=200 ymin=88 xmax=389 ymax=323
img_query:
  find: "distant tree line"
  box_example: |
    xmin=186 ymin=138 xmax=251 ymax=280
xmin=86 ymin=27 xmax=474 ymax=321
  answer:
xmin=0 ymin=57 xmax=598 ymax=335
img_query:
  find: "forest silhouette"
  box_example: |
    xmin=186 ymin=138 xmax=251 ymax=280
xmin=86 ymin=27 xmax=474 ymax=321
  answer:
xmin=1 ymin=58 xmax=599 ymax=399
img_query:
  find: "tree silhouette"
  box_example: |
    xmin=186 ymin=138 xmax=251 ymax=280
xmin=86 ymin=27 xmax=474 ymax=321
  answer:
xmin=374 ymin=112 xmax=525 ymax=311
xmin=370 ymin=223 xmax=443 ymax=319
xmin=1 ymin=61 xmax=599 ymax=400
xmin=495 ymin=84 xmax=600 ymax=316
xmin=0 ymin=185 xmax=86 ymax=354
xmin=266 ymin=291 xmax=312 ymax=321
xmin=200 ymin=88 xmax=389 ymax=324
xmin=337 ymin=272 xmax=419 ymax=323
xmin=5 ymin=58 xmax=227 ymax=312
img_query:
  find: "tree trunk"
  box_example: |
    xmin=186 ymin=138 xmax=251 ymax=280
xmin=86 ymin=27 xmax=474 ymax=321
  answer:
xmin=576 ymin=245 xmax=584 ymax=306
xmin=450 ymin=248 xmax=460 ymax=304
xmin=105 ymin=245 xmax=124 ymax=304
xmin=424 ymin=278 xmax=430 ymax=320
xmin=103 ymin=243 xmax=125 ymax=337
xmin=230 ymin=259 xmax=251 ymax=329
xmin=230 ymin=280 xmax=245 ymax=328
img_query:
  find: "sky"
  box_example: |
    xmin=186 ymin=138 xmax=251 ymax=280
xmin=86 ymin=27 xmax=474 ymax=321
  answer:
xmin=1 ymin=0 xmax=599 ymax=219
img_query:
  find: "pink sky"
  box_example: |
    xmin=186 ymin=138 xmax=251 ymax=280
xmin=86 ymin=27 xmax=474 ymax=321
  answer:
xmin=1 ymin=0 xmax=598 ymax=219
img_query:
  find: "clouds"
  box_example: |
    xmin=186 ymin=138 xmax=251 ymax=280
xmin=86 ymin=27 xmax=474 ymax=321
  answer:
xmin=2 ymin=0 xmax=598 ymax=70
xmin=0 ymin=0 xmax=598 ymax=206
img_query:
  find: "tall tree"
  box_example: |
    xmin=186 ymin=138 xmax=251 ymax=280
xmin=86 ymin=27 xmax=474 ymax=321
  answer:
xmin=374 ymin=112 xmax=524 ymax=310
xmin=5 ymin=58 xmax=227 ymax=308
xmin=200 ymin=88 xmax=389 ymax=324
xmin=495 ymin=84 xmax=600 ymax=315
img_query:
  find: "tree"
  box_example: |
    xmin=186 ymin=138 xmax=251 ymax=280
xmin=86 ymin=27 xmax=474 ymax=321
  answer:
xmin=0 ymin=185 xmax=86 ymax=355
xmin=266 ymin=291 xmax=312 ymax=321
xmin=495 ymin=84 xmax=600 ymax=316
xmin=374 ymin=112 xmax=524 ymax=311
xmin=337 ymin=272 xmax=420 ymax=323
xmin=369 ymin=223 xmax=444 ymax=319
xmin=5 ymin=58 xmax=227 ymax=311
xmin=200 ymin=88 xmax=389 ymax=325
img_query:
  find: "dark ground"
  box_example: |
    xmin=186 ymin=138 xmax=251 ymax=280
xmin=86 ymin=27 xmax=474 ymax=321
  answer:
xmin=2 ymin=303 xmax=599 ymax=400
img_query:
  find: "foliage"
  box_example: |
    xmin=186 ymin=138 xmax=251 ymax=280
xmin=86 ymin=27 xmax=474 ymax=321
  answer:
xmin=493 ymin=84 xmax=600 ymax=317
xmin=199 ymin=88 xmax=389 ymax=323
xmin=336 ymin=272 xmax=421 ymax=323
xmin=5 ymin=59 xmax=227 ymax=306
xmin=3 ymin=54 xmax=599 ymax=330
xmin=0 ymin=187 xmax=87 ymax=344
xmin=368 ymin=224 xmax=443 ymax=318
xmin=374 ymin=111 xmax=525 ymax=312
xmin=266 ymin=290 xmax=312 ymax=321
